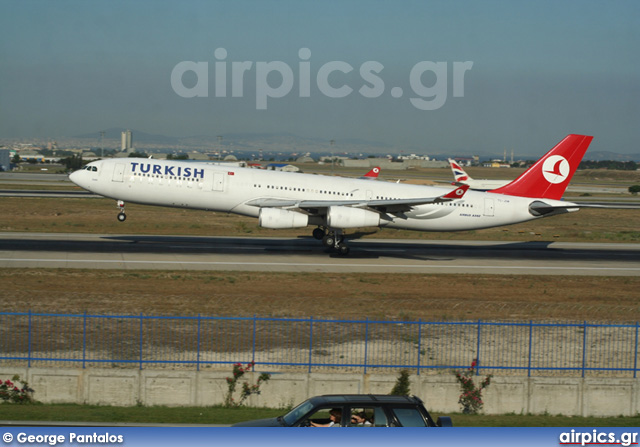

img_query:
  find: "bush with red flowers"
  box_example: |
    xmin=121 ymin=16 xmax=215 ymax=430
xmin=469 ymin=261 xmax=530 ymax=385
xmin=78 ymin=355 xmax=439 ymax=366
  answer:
xmin=224 ymin=362 xmax=270 ymax=407
xmin=452 ymin=360 xmax=492 ymax=414
xmin=0 ymin=375 xmax=36 ymax=404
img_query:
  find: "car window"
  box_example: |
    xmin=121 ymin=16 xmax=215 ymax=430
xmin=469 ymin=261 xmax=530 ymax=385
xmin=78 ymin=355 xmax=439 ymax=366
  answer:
xmin=391 ymin=407 xmax=428 ymax=427
xmin=282 ymin=399 xmax=315 ymax=426
xmin=306 ymin=407 xmax=342 ymax=427
xmin=373 ymin=406 xmax=389 ymax=427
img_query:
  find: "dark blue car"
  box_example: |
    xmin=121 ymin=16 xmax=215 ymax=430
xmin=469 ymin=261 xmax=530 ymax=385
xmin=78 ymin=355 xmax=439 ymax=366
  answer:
xmin=232 ymin=394 xmax=452 ymax=427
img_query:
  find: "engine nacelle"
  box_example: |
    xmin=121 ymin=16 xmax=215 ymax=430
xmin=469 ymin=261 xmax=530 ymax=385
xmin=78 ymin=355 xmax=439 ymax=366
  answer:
xmin=326 ymin=206 xmax=380 ymax=229
xmin=259 ymin=208 xmax=309 ymax=229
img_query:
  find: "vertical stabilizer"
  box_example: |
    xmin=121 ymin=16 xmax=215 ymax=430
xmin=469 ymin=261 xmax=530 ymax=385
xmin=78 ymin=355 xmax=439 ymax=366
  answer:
xmin=489 ymin=134 xmax=593 ymax=200
xmin=449 ymin=159 xmax=472 ymax=182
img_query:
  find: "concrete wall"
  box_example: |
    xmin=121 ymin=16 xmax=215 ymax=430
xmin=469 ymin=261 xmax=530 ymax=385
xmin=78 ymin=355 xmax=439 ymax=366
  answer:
xmin=1 ymin=368 xmax=638 ymax=417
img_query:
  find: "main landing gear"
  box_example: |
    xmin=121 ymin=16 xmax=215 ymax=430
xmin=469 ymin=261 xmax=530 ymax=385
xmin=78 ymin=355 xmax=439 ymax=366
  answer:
xmin=312 ymin=226 xmax=350 ymax=255
xmin=116 ymin=200 xmax=126 ymax=222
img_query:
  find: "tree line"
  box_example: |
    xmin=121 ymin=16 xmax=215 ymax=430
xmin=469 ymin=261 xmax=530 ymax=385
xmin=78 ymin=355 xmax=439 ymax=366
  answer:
xmin=578 ymin=160 xmax=638 ymax=171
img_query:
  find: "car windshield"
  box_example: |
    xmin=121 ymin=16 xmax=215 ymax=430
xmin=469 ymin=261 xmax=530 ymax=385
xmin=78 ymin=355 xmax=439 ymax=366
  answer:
xmin=282 ymin=399 xmax=316 ymax=426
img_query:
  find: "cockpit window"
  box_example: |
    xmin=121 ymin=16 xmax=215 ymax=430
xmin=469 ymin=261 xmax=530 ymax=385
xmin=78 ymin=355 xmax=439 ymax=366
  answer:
xmin=83 ymin=166 xmax=98 ymax=172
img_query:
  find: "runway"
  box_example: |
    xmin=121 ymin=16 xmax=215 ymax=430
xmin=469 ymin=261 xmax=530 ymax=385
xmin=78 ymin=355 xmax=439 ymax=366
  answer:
xmin=1 ymin=232 xmax=639 ymax=276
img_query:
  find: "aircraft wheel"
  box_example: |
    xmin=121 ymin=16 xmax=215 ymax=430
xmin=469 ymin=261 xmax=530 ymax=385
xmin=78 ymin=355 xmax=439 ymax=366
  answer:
xmin=312 ymin=228 xmax=325 ymax=240
xmin=322 ymin=234 xmax=335 ymax=248
xmin=337 ymin=244 xmax=350 ymax=256
xmin=117 ymin=212 xmax=127 ymax=222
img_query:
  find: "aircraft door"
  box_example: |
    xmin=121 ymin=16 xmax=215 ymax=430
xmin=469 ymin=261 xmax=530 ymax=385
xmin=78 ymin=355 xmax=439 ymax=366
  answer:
xmin=112 ymin=163 xmax=125 ymax=182
xmin=484 ymin=198 xmax=494 ymax=217
xmin=212 ymin=172 xmax=224 ymax=192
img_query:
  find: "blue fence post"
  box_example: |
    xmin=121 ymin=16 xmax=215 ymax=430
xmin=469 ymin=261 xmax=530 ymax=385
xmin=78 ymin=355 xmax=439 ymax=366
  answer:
xmin=475 ymin=319 xmax=482 ymax=375
xmin=252 ymin=315 xmax=257 ymax=368
xmin=364 ymin=318 xmax=369 ymax=375
xmin=581 ymin=321 xmax=587 ymax=378
xmin=28 ymin=309 xmax=32 ymax=368
xmin=139 ymin=313 xmax=144 ymax=370
xmin=196 ymin=314 xmax=201 ymax=372
xmin=308 ymin=317 xmax=314 ymax=374
xmin=417 ymin=319 xmax=422 ymax=376
xmin=528 ymin=320 xmax=533 ymax=377
xmin=634 ymin=322 xmax=638 ymax=379
xmin=82 ymin=311 xmax=87 ymax=369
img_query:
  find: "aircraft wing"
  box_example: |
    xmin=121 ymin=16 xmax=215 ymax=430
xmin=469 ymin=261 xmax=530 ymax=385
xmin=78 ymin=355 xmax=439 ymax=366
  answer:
xmin=246 ymin=184 xmax=469 ymax=214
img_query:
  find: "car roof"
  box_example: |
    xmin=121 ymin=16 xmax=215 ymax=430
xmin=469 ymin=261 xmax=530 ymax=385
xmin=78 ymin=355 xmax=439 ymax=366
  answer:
xmin=312 ymin=394 xmax=423 ymax=405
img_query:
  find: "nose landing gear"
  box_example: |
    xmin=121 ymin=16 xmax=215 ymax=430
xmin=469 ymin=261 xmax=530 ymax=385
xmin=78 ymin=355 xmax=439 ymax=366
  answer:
xmin=116 ymin=200 xmax=126 ymax=222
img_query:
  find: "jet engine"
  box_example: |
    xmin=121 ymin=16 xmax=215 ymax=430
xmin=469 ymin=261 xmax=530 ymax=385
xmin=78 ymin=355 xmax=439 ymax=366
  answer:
xmin=326 ymin=206 xmax=380 ymax=229
xmin=259 ymin=208 xmax=309 ymax=229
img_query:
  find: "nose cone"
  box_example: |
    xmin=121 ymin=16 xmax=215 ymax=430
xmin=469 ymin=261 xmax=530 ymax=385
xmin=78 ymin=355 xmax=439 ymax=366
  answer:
xmin=68 ymin=170 xmax=80 ymax=186
xmin=68 ymin=169 xmax=89 ymax=190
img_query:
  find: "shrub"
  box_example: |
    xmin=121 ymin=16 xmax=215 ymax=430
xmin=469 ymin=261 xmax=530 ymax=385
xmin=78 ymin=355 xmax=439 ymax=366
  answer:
xmin=224 ymin=362 xmax=270 ymax=407
xmin=0 ymin=375 xmax=36 ymax=404
xmin=389 ymin=369 xmax=411 ymax=396
xmin=452 ymin=360 xmax=492 ymax=414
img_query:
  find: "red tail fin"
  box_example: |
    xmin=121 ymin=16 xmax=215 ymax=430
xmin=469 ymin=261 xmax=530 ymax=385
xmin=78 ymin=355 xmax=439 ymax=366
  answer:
xmin=489 ymin=134 xmax=593 ymax=200
xmin=362 ymin=167 xmax=381 ymax=179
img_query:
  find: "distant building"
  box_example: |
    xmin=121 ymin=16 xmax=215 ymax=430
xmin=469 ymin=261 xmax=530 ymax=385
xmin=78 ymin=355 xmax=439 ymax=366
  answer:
xmin=0 ymin=149 xmax=10 ymax=171
xmin=296 ymin=155 xmax=315 ymax=163
xmin=266 ymin=163 xmax=300 ymax=172
xmin=397 ymin=153 xmax=430 ymax=161
xmin=121 ymin=130 xmax=133 ymax=151
xmin=451 ymin=157 xmax=474 ymax=167
xmin=19 ymin=153 xmax=45 ymax=163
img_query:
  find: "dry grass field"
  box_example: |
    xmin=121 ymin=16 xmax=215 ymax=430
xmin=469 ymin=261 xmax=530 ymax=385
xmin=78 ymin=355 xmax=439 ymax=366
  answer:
xmin=1 ymin=269 xmax=638 ymax=323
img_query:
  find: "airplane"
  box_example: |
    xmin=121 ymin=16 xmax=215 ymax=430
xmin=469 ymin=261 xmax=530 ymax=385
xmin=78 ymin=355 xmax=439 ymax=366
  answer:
xmin=70 ymin=134 xmax=608 ymax=255
xmin=448 ymin=158 xmax=511 ymax=190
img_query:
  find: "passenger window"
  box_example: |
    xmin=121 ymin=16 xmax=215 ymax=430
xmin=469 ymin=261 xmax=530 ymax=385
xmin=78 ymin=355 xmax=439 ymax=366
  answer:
xmin=305 ymin=407 xmax=342 ymax=427
xmin=391 ymin=408 xmax=427 ymax=427
xmin=372 ymin=407 xmax=388 ymax=427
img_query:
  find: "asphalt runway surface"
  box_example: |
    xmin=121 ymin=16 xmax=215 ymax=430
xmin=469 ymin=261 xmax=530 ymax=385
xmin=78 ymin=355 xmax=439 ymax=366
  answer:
xmin=1 ymin=232 xmax=639 ymax=276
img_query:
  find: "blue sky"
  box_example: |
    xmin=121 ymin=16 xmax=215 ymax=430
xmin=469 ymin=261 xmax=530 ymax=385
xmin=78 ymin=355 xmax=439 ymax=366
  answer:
xmin=1 ymin=0 xmax=639 ymax=155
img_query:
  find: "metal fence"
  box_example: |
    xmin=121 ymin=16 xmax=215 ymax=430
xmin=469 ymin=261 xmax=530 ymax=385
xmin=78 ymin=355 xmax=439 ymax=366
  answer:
xmin=0 ymin=312 xmax=638 ymax=378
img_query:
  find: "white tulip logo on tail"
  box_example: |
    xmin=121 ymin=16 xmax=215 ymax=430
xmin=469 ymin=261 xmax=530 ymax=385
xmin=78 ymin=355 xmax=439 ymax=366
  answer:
xmin=542 ymin=155 xmax=570 ymax=184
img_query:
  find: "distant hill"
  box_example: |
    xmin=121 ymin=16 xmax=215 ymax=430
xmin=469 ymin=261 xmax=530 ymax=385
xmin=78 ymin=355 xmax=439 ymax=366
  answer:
xmin=72 ymin=130 xmax=640 ymax=161
xmin=581 ymin=151 xmax=640 ymax=162
xmin=435 ymin=151 xmax=640 ymax=162
xmin=74 ymin=128 xmax=180 ymax=145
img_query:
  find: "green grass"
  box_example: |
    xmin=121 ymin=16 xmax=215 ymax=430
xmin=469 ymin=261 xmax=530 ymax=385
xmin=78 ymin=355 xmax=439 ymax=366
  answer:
xmin=0 ymin=404 xmax=282 ymax=425
xmin=1 ymin=404 xmax=639 ymax=426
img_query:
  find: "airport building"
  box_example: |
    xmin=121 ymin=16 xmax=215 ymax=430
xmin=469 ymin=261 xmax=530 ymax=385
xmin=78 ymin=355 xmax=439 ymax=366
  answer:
xmin=121 ymin=130 xmax=133 ymax=152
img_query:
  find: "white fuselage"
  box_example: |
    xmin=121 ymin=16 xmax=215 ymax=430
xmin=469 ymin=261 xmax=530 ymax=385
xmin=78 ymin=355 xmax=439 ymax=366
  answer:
xmin=70 ymin=158 xmax=572 ymax=232
xmin=461 ymin=179 xmax=511 ymax=191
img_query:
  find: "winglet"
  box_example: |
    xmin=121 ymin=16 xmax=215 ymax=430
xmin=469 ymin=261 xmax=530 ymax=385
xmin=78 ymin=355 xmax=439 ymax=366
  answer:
xmin=442 ymin=183 xmax=470 ymax=199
